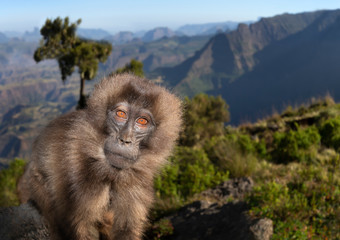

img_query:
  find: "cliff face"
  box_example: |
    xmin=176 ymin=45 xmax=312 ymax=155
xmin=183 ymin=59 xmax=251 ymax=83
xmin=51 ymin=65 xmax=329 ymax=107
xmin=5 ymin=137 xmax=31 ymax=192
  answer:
xmin=155 ymin=9 xmax=340 ymax=124
xmin=227 ymin=11 xmax=325 ymax=72
xmin=221 ymin=10 xmax=340 ymax=123
xmin=160 ymin=10 xmax=338 ymax=90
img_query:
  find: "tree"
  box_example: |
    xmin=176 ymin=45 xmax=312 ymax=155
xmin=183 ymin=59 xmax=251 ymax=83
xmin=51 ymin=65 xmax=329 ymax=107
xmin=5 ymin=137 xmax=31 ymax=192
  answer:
xmin=179 ymin=93 xmax=230 ymax=147
xmin=34 ymin=17 xmax=112 ymax=109
xmin=115 ymin=59 xmax=144 ymax=77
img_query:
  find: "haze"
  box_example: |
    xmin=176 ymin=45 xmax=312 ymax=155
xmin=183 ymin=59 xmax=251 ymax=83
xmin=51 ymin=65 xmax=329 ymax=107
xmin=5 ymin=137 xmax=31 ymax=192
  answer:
xmin=1 ymin=0 xmax=339 ymax=33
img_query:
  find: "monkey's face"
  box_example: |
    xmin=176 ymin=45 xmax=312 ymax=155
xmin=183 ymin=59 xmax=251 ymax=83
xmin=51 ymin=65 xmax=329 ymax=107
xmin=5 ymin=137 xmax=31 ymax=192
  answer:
xmin=103 ymin=102 xmax=155 ymax=169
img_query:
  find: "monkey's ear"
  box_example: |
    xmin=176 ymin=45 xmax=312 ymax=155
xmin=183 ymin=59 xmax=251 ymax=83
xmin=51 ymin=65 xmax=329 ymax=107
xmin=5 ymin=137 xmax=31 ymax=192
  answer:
xmin=145 ymin=87 xmax=183 ymax=159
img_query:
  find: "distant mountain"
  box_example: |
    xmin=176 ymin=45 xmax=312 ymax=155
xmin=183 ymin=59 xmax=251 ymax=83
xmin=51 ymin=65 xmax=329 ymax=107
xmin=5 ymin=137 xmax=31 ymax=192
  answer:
xmin=134 ymin=30 xmax=147 ymax=38
xmin=22 ymin=28 xmax=40 ymax=42
xmin=3 ymin=31 xmax=22 ymax=38
xmin=142 ymin=27 xmax=176 ymax=42
xmin=0 ymin=32 xmax=8 ymax=43
xmin=2 ymin=21 xmax=247 ymax=46
xmin=155 ymin=9 xmax=340 ymax=124
xmin=77 ymin=28 xmax=112 ymax=40
xmin=103 ymin=35 xmax=210 ymax=73
xmin=176 ymin=21 xmax=245 ymax=36
xmin=104 ymin=31 xmax=137 ymax=45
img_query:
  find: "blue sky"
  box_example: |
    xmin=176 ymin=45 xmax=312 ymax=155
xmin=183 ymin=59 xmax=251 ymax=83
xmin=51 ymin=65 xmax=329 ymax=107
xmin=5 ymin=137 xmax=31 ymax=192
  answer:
xmin=1 ymin=0 xmax=339 ymax=33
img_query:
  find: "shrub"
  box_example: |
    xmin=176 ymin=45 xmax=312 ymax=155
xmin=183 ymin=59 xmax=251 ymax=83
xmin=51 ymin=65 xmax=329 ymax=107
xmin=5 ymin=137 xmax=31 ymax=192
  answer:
xmin=231 ymin=133 xmax=267 ymax=158
xmin=247 ymin=163 xmax=340 ymax=240
xmin=281 ymin=105 xmax=296 ymax=118
xmin=319 ymin=117 xmax=340 ymax=150
xmin=271 ymin=126 xmax=320 ymax=163
xmin=0 ymin=158 xmax=26 ymax=207
xmin=154 ymin=147 xmax=229 ymax=201
xmin=309 ymin=95 xmax=335 ymax=110
xmin=145 ymin=218 xmax=174 ymax=240
xmin=204 ymin=136 xmax=259 ymax=178
xmin=179 ymin=94 xmax=230 ymax=147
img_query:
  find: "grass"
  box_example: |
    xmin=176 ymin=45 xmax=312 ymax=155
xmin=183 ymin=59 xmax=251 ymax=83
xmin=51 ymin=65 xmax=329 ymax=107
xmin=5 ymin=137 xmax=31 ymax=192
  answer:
xmin=0 ymin=158 xmax=26 ymax=207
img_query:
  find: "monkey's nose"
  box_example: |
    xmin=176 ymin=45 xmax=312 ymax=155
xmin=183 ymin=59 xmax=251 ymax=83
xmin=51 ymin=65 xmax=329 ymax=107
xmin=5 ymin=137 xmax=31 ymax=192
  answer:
xmin=119 ymin=138 xmax=132 ymax=145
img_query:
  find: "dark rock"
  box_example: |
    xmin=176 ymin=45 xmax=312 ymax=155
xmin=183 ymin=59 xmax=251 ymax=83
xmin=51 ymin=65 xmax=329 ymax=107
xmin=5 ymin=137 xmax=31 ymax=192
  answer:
xmin=165 ymin=177 xmax=272 ymax=240
xmin=168 ymin=201 xmax=253 ymax=240
xmin=0 ymin=203 xmax=49 ymax=240
xmin=200 ymin=177 xmax=254 ymax=201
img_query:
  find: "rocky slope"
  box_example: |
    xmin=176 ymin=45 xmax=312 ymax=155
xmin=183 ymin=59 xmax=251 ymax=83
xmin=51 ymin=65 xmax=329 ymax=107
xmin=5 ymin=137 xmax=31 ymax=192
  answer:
xmin=155 ymin=9 xmax=340 ymax=124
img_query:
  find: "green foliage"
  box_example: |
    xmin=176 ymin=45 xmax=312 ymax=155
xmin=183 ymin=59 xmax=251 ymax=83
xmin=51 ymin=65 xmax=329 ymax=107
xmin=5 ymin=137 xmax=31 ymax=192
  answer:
xmin=115 ymin=59 xmax=144 ymax=77
xmin=34 ymin=17 xmax=80 ymax=62
xmin=154 ymin=147 xmax=229 ymax=201
xmin=34 ymin=17 xmax=112 ymax=109
xmin=146 ymin=218 xmax=174 ymax=240
xmin=247 ymin=165 xmax=340 ymax=239
xmin=179 ymin=93 xmax=230 ymax=147
xmin=0 ymin=159 xmax=26 ymax=207
xmin=309 ymin=95 xmax=335 ymax=110
xmin=228 ymin=133 xmax=267 ymax=158
xmin=281 ymin=105 xmax=296 ymax=118
xmin=271 ymin=125 xmax=320 ymax=163
xmin=150 ymin=97 xmax=340 ymax=238
xmin=204 ymin=135 xmax=258 ymax=177
xmin=319 ymin=117 xmax=340 ymax=150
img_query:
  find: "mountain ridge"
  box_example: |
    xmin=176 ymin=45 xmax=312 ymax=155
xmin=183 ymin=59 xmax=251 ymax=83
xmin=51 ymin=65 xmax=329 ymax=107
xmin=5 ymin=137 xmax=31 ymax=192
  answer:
xmin=0 ymin=21 xmax=246 ymax=45
xmin=154 ymin=9 xmax=340 ymax=124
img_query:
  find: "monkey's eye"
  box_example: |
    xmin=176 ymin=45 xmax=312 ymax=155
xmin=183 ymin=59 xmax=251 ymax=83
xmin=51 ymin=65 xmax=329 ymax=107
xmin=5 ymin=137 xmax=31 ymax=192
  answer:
xmin=116 ymin=110 xmax=127 ymax=119
xmin=136 ymin=118 xmax=148 ymax=125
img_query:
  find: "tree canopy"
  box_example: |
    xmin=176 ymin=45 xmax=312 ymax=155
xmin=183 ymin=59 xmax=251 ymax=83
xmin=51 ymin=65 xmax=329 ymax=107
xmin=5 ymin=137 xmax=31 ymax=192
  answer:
xmin=115 ymin=59 xmax=144 ymax=77
xmin=34 ymin=17 xmax=112 ymax=109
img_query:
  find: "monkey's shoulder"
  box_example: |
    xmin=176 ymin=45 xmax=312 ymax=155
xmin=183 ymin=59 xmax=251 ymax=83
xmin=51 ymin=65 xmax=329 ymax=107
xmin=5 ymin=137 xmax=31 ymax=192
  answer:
xmin=35 ymin=110 xmax=97 ymax=144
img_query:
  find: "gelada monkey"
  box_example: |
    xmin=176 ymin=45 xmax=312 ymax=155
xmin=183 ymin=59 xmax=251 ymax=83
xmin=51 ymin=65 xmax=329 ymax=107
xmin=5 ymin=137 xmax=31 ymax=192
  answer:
xmin=18 ymin=74 xmax=182 ymax=239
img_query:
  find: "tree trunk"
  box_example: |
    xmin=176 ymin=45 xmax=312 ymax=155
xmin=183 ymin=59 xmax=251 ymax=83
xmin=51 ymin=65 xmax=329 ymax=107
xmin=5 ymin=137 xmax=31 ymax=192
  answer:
xmin=77 ymin=76 xmax=87 ymax=109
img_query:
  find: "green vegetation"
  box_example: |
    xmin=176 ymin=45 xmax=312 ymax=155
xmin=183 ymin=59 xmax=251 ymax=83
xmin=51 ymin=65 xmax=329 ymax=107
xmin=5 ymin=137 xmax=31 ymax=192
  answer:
xmin=241 ymin=98 xmax=340 ymax=239
xmin=34 ymin=17 xmax=112 ymax=109
xmin=155 ymin=147 xmax=229 ymax=201
xmin=115 ymin=59 xmax=144 ymax=77
xmin=1 ymin=95 xmax=339 ymax=239
xmin=319 ymin=117 xmax=340 ymax=151
xmin=248 ymin=163 xmax=340 ymax=239
xmin=179 ymin=93 xmax=229 ymax=147
xmin=145 ymin=218 xmax=174 ymax=240
xmin=0 ymin=158 xmax=26 ymax=206
xmin=152 ymin=96 xmax=340 ymax=239
xmin=271 ymin=125 xmax=320 ymax=164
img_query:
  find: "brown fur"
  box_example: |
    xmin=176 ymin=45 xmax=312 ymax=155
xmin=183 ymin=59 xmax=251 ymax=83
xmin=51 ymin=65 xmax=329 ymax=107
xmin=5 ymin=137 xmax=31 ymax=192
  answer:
xmin=18 ymin=74 xmax=182 ymax=240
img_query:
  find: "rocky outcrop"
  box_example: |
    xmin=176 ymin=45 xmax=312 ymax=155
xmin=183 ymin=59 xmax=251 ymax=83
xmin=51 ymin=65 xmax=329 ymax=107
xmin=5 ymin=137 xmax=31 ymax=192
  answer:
xmin=167 ymin=201 xmax=272 ymax=240
xmin=166 ymin=177 xmax=273 ymax=240
xmin=0 ymin=203 xmax=49 ymax=240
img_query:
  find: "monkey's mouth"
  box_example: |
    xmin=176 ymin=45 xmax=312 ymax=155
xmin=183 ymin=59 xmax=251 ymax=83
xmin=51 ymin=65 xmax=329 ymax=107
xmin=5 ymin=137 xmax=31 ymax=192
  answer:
xmin=104 ymin=148 xmax=137 ymax=170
